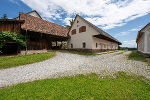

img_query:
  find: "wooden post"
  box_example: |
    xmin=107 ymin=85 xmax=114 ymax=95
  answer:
xmin=56 ymin=41 xmax=57 ymax=47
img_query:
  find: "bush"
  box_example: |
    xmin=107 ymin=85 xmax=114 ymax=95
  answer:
xmin=0 ymin=31 xmax=26 ymax=53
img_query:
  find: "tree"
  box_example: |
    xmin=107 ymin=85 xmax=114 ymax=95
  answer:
xmin=1 ymin=14 xmax=7 ymax=19
xmin=65 ymin=19 xmax=74 ymax=29
xmin=0 ymin=31 xmax=26 ymax=53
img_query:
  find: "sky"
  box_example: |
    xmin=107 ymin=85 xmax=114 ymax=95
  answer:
xmin=1 ymin=0 xmax=150 ymax=48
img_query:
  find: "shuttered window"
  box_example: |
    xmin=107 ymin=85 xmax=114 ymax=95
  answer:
xmin=79 ymin=26 xmax=86 ymax=33
xmin=71 ymin=29 xmax=76 ymax=35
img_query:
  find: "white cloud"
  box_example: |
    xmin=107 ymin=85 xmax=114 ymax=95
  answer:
xmin=9 ymin=0 xmax=20 ymax=6
xmin=114 ymin=26 xmax=142 ymax=37
xmin=121 ymin=40 xmax=137 ymax=48
xmin=20 ymin=0 xmax=150 ymax=29
xmin=128 ymin=26 xmax=142 ymax=32
xmin=115 ymin=31 xmax=129 ymax=37
xmin=63 ymin=17 xmax=74 ymax=25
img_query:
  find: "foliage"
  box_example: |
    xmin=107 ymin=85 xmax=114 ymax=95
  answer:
xmin=119 ymin=46 xmax=137 ymax=51
xmin=0 ymin=72 xmax=150 ymax=100
xmin=0 ymin=52 xmax=55 ymax=69
xmin=1 ymin=14 xmax=7 ymax=19
xmin=128 ymin=50 xmax=150 ymax=66
xmin=65 ymin=19 xmax=74 ymax=29
xmin=0 ymin=31 xmax=26 ymax=53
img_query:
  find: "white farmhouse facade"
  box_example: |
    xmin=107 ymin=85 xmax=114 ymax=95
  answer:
xmin=136 ymin=23 xmax=150 ymax=56
xmin=67 ymin=15 xmax=121 ymax=52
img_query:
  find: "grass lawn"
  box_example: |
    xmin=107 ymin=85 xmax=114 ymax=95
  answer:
xmin=67 ymin=50 xmax=97 ymax=56
xmin=0 ymin=72 xmax=150 ymax=100
xmin=128 ymin=51 xmax=150 ymax=66
xmin=67 ymin=50 xmax=123 ymax=56
xmin=0 ymin=52 xmax=55 ymax=69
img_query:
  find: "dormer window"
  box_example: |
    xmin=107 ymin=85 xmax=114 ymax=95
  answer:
xmin=79 ymin=26 xmax=86 ymax=33
xmin=71 ymin=29 xmax=76 ymax=35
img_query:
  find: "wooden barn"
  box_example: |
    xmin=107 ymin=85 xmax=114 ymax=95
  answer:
xmin=0 ymin=19 xmax=24 ymax=54
xmin=0 ymin=11 xmax=69 ymax=55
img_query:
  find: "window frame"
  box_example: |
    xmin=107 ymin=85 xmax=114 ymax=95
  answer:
xmin=71 ymin=29 xmax=76 ymax=35
xmin=82 ymin=42 xmax=86 ymax=48
xmin=96 ymin=43 xmax=98 ymax=48
xmin=71 ymin=44 xmax=73 ymax=48
xmin=79 ymin=26 xmax=86 ymax=33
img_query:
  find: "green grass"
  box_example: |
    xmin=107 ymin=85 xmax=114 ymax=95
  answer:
xmin=68 ymin=51 xmax=97 ymax=56
xmin=0 ymin=52 xmax=55 ymax=69
xmin=128 ymin=51 xmax=146 ymax=61
xmin=0 ymin=72 xmax=150 ymax=100
xmin=128 ymin=51 xmax=150 ymax=66
xmin=148 ymin=62 xmax=150 ymax=66
xmin=67 ymin=50 xmax=123 ymax=56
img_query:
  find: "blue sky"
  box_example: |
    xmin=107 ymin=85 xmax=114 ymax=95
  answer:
xmin=1 ymin=0 xmax=150 ymax=48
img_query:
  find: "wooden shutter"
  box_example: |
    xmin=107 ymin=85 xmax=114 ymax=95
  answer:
xmin=71 ymin=29 xmax=76 ymax=35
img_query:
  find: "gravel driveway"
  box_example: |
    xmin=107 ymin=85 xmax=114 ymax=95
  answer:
xmin=0 ymin=51 xmax=150 ymax=88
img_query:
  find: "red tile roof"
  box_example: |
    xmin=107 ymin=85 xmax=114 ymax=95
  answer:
xmin=19 ymin=12 xmax=69 ymax=37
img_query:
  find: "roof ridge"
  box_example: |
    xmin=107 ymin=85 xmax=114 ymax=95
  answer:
xmin=77 ymin=15 xmax=121 ymax=44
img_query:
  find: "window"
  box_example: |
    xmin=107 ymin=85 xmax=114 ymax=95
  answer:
xmin=96 ymin=43 xmax=98 ymax=48
xmin=71 ymin=29 xmax=76 ymax=35
xmin=83 ymin=42 xmax=86 ymax=48
xmin=77 ymin=20 xmax=79 ymax=23
xmin=71 ymin=44 xmax=73 ymax=48
xmin=79 ymin=26 xmax=86 ymax=33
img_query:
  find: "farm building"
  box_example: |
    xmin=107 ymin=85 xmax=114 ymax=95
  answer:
xmin=67 ymin=15 xmax=121 ymax=52
xmin=0 ymin=11 xmax=69 ymax=55
xmin=136 ymin=23 xmax=150 ymax=57
xmin=0 ymin=11 xmax=122 ymax=55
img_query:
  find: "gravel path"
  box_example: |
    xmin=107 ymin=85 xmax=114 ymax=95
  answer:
xmin=0 ymin=51 xmax=150 ymax=88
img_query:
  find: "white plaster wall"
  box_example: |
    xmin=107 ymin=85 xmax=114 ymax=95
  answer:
xmin=92 ymin=37 xmax=118 ymax=50
xmin=137 ymin=33 xmax=145 ymax=53
xmin=145 ymin=29 xmax=150 ymax=53
xmin=147 ymin=30 xmax=150 ymax=52
xmin=138 ymin=25 xmax=150 ymax=54
xmin=68 ymin=16 xmax=99 ymax=49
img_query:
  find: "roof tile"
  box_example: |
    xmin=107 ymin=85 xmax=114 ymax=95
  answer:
xmin=19 ymin=12 xmax=69 ymax=37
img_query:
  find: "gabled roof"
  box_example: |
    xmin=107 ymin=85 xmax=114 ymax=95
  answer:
xmin=26 ymin=10 xmax=42 ymax=19
xmin=19 ymin=12 xmax=69 ymax=37
xmin=70 ymin=15 xmax=121 ymax=45
xmin=136 ymin=23 xmax=150 ymax=42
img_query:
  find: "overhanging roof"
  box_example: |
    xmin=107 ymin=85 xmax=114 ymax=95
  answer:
xmin=19 ymin=12 xmax=69 ymax=38
xmin=0 ymin=19 xmax=24 ymax=23
xmin=93 ymin=34 xmax=122 ymax=45
xmin=71 ymin=15 xmax=121 ymax=45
